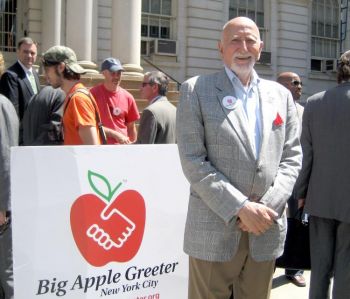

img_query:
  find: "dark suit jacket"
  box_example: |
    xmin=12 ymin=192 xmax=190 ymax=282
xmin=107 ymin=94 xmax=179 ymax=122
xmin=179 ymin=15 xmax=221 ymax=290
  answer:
xmin=295 ymin=82 xmax=350 ymax=223
xmin=22 ymin=86 xmax=65 ymax=145
xmin=136 ymin=96 xmax=177 ymax=144
xmin=0 ymin=61 xmax=40 ymax=120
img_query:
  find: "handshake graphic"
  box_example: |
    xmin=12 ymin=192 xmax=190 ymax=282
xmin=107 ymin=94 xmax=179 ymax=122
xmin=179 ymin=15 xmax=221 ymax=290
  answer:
xmin=70 ymin=171 xmax=146 ymax=266
xmin=86 ymin=204 xmax=136 ymax=250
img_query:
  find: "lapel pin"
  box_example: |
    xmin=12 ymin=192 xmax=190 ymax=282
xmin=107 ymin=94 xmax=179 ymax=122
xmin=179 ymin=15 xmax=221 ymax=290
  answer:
xmin=222 ymin=96 xmax=237 ymax=110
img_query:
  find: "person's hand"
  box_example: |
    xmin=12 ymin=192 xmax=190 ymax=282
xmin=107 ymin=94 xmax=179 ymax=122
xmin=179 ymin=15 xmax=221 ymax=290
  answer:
xmin=117 ymin=136 xmax=131 ymax=144
xmin=237 ymin=202 xmax=278 ymax=236
xmin=237 ymin=218 xmax=249 ymax=232
xmin=298 ymin=198 xmax=305 ymax=209
xmin=112 ymin=132 xmax=131 ymax=144
xmin=0 ymin=210 xmax=7 ymax=226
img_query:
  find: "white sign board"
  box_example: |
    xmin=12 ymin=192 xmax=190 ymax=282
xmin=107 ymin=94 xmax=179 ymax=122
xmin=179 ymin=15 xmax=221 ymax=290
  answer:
xmin=11 ymin=145 xmax=189 ymax=299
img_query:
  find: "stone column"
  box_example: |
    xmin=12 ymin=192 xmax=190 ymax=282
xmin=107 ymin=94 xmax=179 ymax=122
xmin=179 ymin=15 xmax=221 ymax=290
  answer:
xmin=66 ymin=0 xmax=97 ymax=73
xmin=42 ymin=0 xmax=61 ymax=52
xmin=112 ymin=0 xmax=143 ymax=76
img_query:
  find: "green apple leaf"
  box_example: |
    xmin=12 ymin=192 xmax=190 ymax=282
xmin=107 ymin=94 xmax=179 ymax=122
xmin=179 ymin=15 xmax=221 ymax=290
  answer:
xmin=88 ymin=170 xmax=122 ymax=202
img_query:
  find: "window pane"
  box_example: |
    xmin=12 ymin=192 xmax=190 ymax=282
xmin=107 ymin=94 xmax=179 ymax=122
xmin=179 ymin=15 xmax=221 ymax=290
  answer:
xmin=141 ymin=40 xmax=148 ymax=55
xmin=257 ymin=0 xmax=264 ymax=11
xmin=149 ymin=17 xmax=159 ymax=37
xmin=141 ymin=24 xmax=148 ymax=37
xmin=311 ymin=59 xmax=322 ymax=71
xmin=142 ymin=0 xmax=149 ymax=13
xmin=150 ymin=26 xmax=159 ymax=38
xmin=256 ymin=12 xmax=264 ymax=27
xmin=0 ymin=0 xmax=17 ymax=52
xmin=151 ymin=0 xmax=160 ymax=14
xmin=325 ymin=24 xmax=331 ymax=37
xmin=333 ymin=25 xmax=339 ymax=38
xmin=230 ymin=0 xmax=238 ymax=7
xmin=248 ymin=0 xmax=255 ymax=10
xmin=162 ymin=0 xmax=171 ymax=15
xmin=229 ymin=8 xmax=237 ymax=19
xmin=247 ymin=10 xmax=255 ymax=21
xmin=160 ymin=18 xmax=170 ymax=38
xmin=238 ymin=8 xmax=246 ymax=16
xmin=311 ymin=38 xmax=316 ymax=56
xmin=330 ymin=40 xmax=337 ymax=57
xmin=312 ymin=21 xmax=317 ymax=35
xmin=238 ymin=0 xmax=246 ymax=9
xmin=160 ymin=26 xmax=169 ymax=39
xmin=314 ymin=38 xmax=323 ymax=56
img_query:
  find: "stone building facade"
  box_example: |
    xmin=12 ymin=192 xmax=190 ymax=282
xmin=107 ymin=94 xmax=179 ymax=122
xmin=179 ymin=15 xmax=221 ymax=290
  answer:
xmin=1 ymin=0 xmax=349 ymax=99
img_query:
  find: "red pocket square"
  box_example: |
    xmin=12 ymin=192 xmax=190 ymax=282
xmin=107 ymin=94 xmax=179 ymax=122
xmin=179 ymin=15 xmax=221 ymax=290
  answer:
xmin=273 ymin=113 xmax=283 ymax=126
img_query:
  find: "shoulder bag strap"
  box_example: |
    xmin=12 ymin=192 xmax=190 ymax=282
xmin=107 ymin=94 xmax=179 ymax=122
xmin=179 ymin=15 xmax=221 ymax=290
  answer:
xmin=63 ymin=88 xmax=107 ymax=144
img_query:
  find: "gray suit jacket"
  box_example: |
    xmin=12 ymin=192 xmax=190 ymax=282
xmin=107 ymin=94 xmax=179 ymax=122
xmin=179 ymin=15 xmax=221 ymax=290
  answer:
xmin=295 ymin=82 xmax=350 ymax=224
xmin=137 ymin=96 xmax=176 ymax=144
xmin=0 ymin=94 xmax=19 ymax=211
xmin=176 ymin=69 xmax=302 ymax=262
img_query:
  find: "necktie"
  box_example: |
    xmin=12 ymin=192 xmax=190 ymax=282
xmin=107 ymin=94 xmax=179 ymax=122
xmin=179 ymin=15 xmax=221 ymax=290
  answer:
xmin=28 ymin=71 xmax=38 ymax=94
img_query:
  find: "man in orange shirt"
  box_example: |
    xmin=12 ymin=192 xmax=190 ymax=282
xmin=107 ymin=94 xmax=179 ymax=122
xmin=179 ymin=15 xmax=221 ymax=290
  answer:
xmin=42 ymin=46 xmax=101 ymax=145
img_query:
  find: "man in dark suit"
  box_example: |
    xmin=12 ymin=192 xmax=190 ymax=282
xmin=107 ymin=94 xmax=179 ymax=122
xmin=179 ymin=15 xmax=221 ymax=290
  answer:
xmin=277 ymin=72 xmax=306 ymax=287
xmin=295 ymin=50 xmax=350 ymax=299
xmin=136 ymin=71 xmax=176 ymax=144
xmin=0 ymin=37 xmax=40 ymax=143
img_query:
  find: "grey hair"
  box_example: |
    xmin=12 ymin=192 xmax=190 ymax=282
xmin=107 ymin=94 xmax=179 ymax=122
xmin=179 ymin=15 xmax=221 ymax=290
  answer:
xmin=144 ymin=71 xmax=169 ymax=96
xmin=337 ymin=50 xmax=350 ymax=84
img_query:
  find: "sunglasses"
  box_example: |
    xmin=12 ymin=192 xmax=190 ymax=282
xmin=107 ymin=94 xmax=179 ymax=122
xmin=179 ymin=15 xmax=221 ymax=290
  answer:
xmin=291 ymin=80 xmax=302 ymax=86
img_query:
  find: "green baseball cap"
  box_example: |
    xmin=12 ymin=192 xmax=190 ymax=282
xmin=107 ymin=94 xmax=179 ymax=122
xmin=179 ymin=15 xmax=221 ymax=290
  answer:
xmin=42 ymin=45 xmax=86 ymax=74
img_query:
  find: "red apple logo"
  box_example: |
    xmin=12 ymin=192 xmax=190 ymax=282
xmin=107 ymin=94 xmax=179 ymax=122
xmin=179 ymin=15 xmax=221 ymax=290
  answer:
xmin=70 ymin=170 xmax=146 ymax=267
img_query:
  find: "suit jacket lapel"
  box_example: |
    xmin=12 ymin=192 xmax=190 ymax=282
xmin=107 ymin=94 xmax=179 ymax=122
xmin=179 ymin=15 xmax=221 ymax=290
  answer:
xmin=15 ymin=62 xmax=36 ymax=96
xmin=258 ymin=85 xmax=275 ymax=161
xmin=215 ymin=70 xmax=255 ymax=159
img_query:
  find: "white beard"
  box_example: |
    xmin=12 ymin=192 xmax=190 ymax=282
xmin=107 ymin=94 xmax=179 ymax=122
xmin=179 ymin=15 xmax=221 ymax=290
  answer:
xmin=230 ymin=57 xmax=256 ymax=81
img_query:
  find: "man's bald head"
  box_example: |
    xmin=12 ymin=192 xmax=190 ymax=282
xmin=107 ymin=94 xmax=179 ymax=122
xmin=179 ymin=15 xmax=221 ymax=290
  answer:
xmin=277 ymin=72 xmax=302 ymax=101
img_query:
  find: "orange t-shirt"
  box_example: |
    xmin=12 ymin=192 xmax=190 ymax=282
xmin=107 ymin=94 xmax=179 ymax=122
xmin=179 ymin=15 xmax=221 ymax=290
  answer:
xmin=63 ymin=83 xmax=101 ymax=145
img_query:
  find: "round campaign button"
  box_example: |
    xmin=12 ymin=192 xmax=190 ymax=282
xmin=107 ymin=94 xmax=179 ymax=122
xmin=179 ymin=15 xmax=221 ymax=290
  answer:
xmin=222 ymin=96 xmax=237 ymax=110
xmin=113 ymin=107 xmax=122 ymax=116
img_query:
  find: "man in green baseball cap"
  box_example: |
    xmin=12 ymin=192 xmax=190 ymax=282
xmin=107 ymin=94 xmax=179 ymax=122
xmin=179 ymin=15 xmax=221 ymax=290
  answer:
xmin=42 ymin=45 xmax=102 ymax=145
xmin=42 ymin=45 xmax=86 ymax=74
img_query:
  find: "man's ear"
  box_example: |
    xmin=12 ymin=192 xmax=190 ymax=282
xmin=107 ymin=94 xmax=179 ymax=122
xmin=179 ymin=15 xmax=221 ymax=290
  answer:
xmin=57 ymin=62 xmax=66 ymax=73
xmin=218 ymin=40 xmax=223 ymax=58
xmin=256 ymin=40 xmax=264 ymax=61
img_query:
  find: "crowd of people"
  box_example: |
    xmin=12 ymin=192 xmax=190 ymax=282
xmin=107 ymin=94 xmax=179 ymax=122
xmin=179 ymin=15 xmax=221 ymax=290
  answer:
xmin=0 ymin=16 xmax=349 ymax=299
xmin=0 ymin=38 xmax=177 ymax=299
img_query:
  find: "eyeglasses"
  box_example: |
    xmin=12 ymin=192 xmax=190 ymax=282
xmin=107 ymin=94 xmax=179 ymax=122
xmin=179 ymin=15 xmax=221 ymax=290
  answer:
xmin=291 ymin=80 xmax=302 ymax=86
xmin=141 ymin=82 xmax=152 ymax=87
